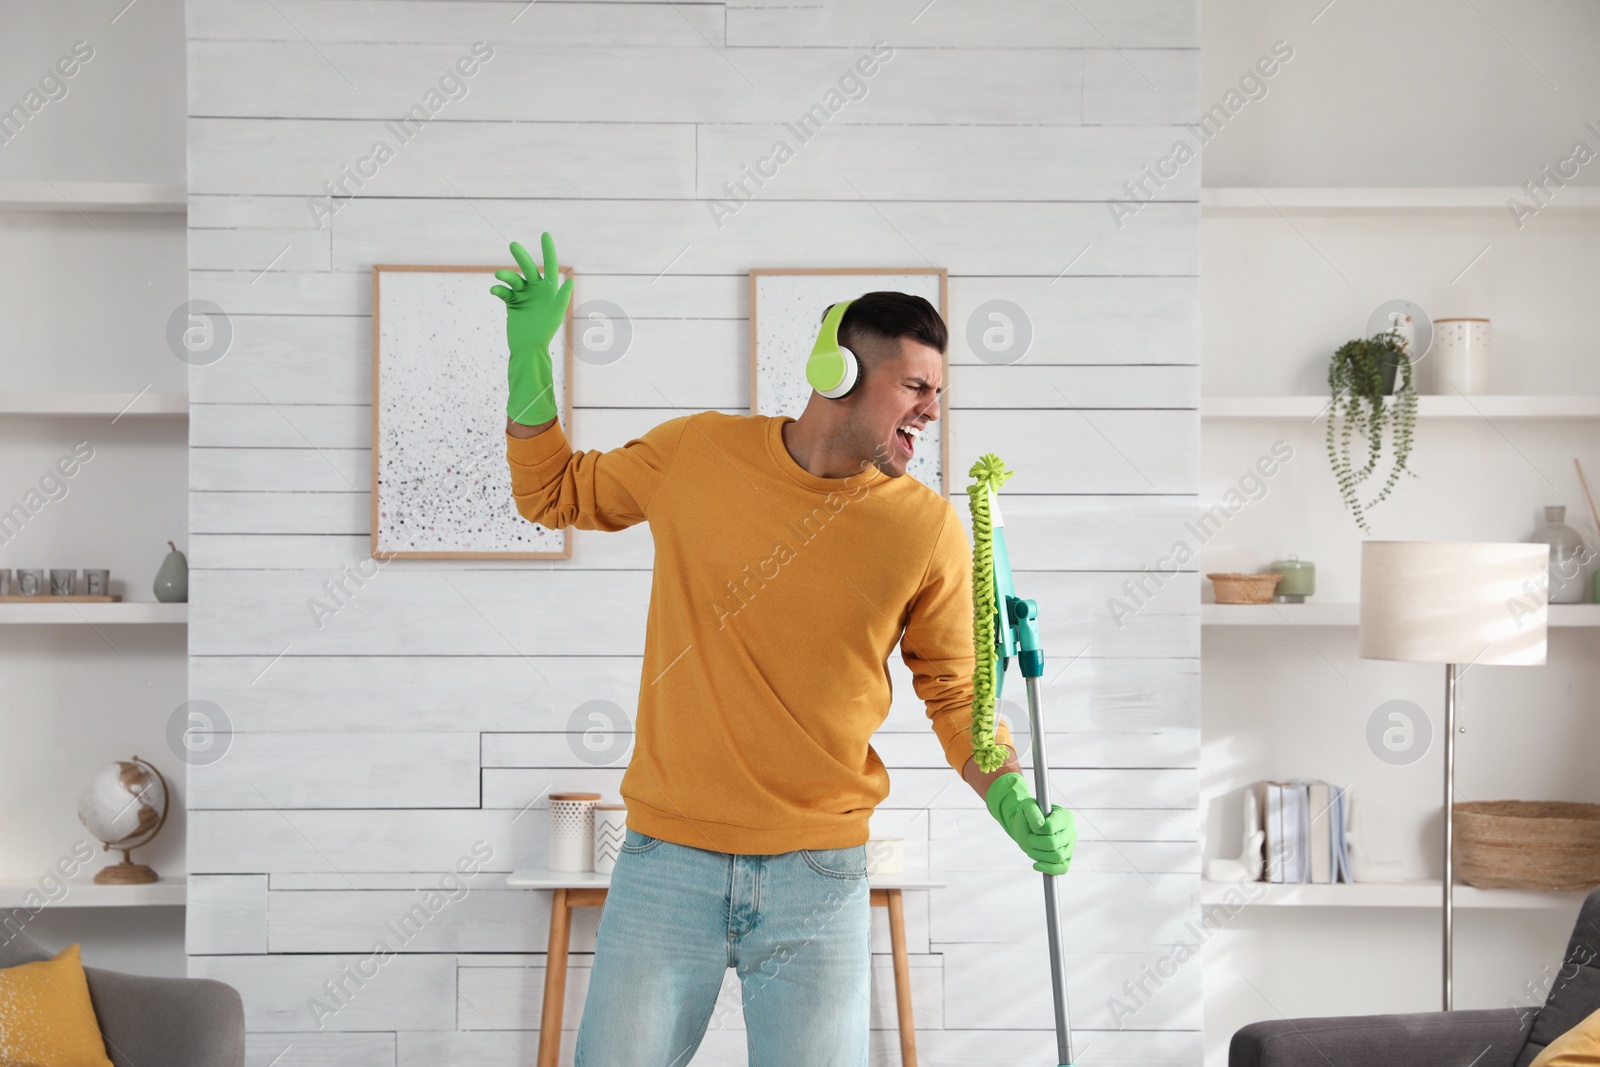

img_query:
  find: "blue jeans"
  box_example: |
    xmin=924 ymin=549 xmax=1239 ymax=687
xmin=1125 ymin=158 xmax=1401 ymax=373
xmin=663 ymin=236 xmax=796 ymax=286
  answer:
xmin=573 ymin=827 xmax=872 ymax=1067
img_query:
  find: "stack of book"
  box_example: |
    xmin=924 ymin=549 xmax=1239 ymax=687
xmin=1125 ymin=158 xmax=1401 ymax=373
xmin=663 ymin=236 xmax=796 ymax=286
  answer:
xmin=1257 ymin=779 xmax=1354 ymax=884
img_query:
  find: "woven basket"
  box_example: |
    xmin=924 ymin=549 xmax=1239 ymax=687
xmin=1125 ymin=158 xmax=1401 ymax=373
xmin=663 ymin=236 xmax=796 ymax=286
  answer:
xmin=1452 ymin=801 xmax=1600 ymax=891
xmin=1207 ymin=572 xmax=1283 ymax=605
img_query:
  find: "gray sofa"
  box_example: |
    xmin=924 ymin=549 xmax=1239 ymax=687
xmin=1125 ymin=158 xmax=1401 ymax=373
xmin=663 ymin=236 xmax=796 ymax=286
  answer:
xmin=1231 ymin=885 xmax=1600 ymax=1066
xmin=0 ymin=928 xmax=245 ymax=1067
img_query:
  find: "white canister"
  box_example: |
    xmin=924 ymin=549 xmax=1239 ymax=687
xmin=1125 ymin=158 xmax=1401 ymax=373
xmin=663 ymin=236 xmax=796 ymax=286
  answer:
xmin=592 ymin=804 xmax=628 ymax=874
xmin=1426 ymin=318 xmax=1491 ymax=394
xmin=865 ymin=837 xmax=904 ymax=876
xmin=548 ymin=792 xmax=602 ymax=872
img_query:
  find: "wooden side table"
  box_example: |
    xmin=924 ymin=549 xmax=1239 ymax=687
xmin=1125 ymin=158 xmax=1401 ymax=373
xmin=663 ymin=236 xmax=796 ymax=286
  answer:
xmin=506 ymin=866 xmax=947 ymax=1067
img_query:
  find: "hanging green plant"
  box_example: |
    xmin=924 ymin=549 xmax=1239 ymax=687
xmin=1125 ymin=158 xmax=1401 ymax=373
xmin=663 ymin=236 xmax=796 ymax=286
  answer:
xmin=1325 ymin=329 xmax=1418 ymax=533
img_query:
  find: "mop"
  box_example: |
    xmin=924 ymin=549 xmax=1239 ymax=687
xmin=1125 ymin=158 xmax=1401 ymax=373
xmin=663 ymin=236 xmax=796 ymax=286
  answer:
xmin=967 ymin=453 xmax=1076 ymax=1067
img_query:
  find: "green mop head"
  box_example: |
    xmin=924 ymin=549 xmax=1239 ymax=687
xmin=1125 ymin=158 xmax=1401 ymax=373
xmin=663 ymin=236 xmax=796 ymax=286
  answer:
xmin=967 ymin=453 xmax=1015 ymax=774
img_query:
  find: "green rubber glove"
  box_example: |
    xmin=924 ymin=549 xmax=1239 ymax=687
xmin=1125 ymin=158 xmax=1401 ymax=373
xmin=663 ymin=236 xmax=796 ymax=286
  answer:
xmin=986 ymin=772 xmax=1077 ymax=875
xmin=490 ymin=233 xmax=574 ymax=426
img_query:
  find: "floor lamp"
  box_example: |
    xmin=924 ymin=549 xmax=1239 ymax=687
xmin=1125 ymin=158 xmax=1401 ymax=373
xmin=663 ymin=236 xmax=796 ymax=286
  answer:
xmin=1358 ymin=541 xmax=1549 ymax=1011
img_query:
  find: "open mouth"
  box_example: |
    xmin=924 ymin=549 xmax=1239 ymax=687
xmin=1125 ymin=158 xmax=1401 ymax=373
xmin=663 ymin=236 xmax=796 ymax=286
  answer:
xmin=895 ymin=423 xmax=920 ymax=459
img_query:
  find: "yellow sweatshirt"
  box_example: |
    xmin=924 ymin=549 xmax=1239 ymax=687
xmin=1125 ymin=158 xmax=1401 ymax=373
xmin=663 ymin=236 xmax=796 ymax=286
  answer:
xmin=507 ymin=411 xmax=1011 ymax=854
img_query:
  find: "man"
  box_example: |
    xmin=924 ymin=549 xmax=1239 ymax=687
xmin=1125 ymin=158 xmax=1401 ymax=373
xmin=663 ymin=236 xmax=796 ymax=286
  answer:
xmin=494 ymin=234 xmax=1075 ymax=1066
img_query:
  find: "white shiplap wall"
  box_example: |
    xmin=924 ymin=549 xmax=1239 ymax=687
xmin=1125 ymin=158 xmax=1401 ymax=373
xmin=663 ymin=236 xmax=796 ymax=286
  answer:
xmin=185 ymin=2 xmax=1200 ymax=1063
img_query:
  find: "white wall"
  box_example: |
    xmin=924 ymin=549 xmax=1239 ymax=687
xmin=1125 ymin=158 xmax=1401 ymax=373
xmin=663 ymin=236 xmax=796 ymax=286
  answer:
xmin=0 ymin=0 xmax=188 ymax=977
xmin=184 ymin=2 xmax=1201 ymax=1064
xmin=1199 ymin=1 xmax=1600 ymax=1063
xmin=1201 ymin=0 xmax=1600 ymax=188
xmin=0 ymin=0 xmax=185 ymax=184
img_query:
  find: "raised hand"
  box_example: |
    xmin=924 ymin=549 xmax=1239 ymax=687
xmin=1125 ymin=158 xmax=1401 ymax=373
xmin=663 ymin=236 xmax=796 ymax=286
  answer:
xmin=491 ymin=232 xmax=574 ymax=425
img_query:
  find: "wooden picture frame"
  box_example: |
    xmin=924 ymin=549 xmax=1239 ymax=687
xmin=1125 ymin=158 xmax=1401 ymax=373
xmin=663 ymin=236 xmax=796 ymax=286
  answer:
xmin=748 ymin=267 xmax=950 ymax=496
xmin=371 ymin=263 xmax=574 ymax=559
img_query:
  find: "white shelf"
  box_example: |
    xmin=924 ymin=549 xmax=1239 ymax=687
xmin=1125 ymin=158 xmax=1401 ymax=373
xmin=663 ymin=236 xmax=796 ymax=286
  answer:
xmin=1201 ymin=187 xmax=1600 ymax=214
xmin=1200 ymin=879 xmax=1588 ymax=909
xmin=1201 ymin=395 xmax=1600 ymax=420
xmin=1203 ymin=603 xmax=1600 ymax=627
xmin=0 ymin=877 xmax=186 ymax=908
xmin=0 ymin=391 xmax=188 ymax=418
xmin=0 ymin=603 xmax=188 ymax=625
xmin=0 ymin=182 xmax=185 ymax=213
xmin=1203 ymin=603 xmax=1359 ymax=627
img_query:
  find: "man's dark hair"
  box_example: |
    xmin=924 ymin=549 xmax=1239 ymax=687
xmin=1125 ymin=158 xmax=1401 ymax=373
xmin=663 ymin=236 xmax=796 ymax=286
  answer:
xmin=824 ymin=291 xmax=947 ymax=357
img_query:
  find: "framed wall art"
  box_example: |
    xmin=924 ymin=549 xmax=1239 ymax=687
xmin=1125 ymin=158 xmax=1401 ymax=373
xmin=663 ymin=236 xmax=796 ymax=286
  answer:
xmin=371 ymin=264 xmax=574 ymax=559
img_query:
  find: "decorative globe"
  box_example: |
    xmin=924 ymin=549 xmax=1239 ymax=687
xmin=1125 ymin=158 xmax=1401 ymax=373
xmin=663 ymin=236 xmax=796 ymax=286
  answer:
xmin=76 ymin=756 xmax=169 ymax=884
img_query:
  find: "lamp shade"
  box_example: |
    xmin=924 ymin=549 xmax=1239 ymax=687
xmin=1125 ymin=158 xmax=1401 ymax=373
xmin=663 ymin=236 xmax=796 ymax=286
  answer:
xmin=1359 ymin=541 xmax=1548 ymax=665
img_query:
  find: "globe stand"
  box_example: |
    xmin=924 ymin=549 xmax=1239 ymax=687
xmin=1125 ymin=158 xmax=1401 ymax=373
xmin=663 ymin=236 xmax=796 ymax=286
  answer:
xmin=82 ymin=756 xmax=170 ymax=887
xmin=94 ymin=848 xmax=159 ymax=885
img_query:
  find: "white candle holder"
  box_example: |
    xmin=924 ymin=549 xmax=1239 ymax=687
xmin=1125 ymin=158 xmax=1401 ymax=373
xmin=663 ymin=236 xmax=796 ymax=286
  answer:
xmin=548 ymin=792 xmax=601 ymax=872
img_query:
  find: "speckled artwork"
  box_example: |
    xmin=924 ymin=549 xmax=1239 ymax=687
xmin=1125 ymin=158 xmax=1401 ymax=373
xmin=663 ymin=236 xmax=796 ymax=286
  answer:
xmin=373 ymin=266 xmax=572 ymax=558
xmin=750 ymin=270 xmax=948 ymax=494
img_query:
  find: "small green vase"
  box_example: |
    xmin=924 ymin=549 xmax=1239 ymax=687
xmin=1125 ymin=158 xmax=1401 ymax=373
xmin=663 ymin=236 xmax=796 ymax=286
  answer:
xmin=1269 ymin=555 xmax=1316 ymax=603
xmin=154 ymin=540 xmax=188 ymax=603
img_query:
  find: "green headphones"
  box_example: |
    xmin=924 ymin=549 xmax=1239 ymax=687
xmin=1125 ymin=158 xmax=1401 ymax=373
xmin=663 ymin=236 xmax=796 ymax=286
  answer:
xmin=806 ymin=300 xmax=860 ymax=399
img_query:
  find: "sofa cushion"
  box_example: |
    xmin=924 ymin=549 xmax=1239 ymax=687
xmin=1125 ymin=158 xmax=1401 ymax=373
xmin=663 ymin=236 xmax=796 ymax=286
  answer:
xmin=1230 ymin=1008 xmax=1529 ymax=1067
xmin=1517 ymin=887 xmax=1600 ymax=1067
xmin=0 ymin=924 xmax=53 ymax=968
xmin=1530 ymin=1004 xmax=1600 ymax=1066
xmin=0 ymin=943 xmax=115 ymax=1066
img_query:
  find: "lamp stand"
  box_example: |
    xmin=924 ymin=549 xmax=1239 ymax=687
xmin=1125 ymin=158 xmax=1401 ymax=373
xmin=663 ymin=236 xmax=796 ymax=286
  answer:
xmin=1442 ymin=661 xmax=1458 ymax=1012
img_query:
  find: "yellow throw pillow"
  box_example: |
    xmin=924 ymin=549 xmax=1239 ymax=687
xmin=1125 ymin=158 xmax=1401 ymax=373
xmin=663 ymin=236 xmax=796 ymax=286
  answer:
xmin=0 ymin=943 xmax=114 ymax=1067
xmin=1532 ymin=1004 xmax=1600 ymax=1067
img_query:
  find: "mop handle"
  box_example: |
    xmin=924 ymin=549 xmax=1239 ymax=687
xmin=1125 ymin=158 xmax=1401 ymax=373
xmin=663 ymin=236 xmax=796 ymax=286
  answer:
xmin=1010 ymin=592 xmax=1074 ymax=1067
xmin=1027 ymin=673 xmax=1074 ymax=1067
xmin=971 ymin=457 xmax=1073 ymax=1065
